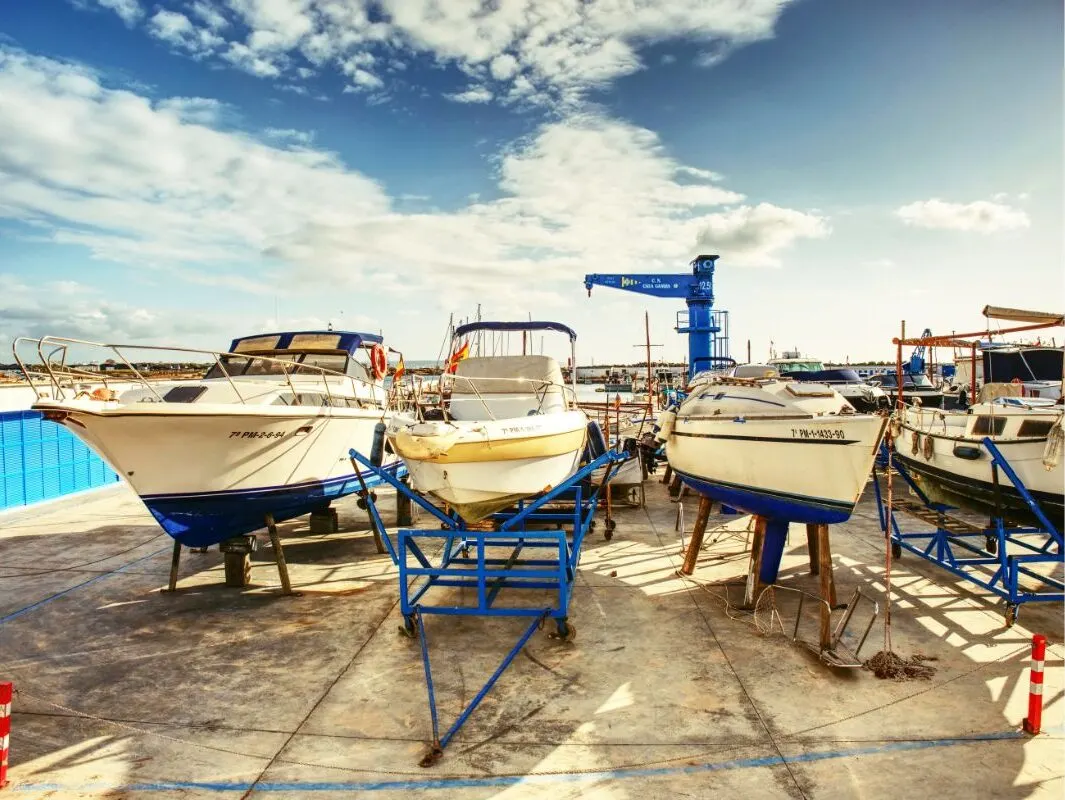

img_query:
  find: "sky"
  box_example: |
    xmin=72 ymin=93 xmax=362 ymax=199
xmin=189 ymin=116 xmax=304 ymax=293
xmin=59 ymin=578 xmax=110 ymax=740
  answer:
xmin=0 ymin=0 xmax=1062 ymax=366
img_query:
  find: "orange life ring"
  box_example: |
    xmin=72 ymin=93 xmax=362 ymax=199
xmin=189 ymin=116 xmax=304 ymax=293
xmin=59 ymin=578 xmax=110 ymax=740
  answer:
xmin=370 ymin=344 xmax=388 ymax=380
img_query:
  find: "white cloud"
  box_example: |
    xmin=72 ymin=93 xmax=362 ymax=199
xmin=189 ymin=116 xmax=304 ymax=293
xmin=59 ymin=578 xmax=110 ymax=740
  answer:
xmin=92 ymin=0 xmax=143 ymax=26
xmin=189 ymin=0 xmax=230 ymax=31
xmin=264 ymin=127 xmax=314 ymax=145
xmin=445 ymin=85 xmax=493 ymax=104
xmin=694 ymin=203 xmax=829 ymax=266
xmin=70 ymin=0 xmax=794 ymax=105
xmin=147 ymin=10 xmax=225 ymax=56
xmin=0 ymin=276 xmax=228 ymax=345
xmin=158 ymin=96 xmax=227 ymax=124
xmin=0 ymin=48 xmax=826 ymax=327
xmin=894 ymin=198 xmax=1030 ymax=233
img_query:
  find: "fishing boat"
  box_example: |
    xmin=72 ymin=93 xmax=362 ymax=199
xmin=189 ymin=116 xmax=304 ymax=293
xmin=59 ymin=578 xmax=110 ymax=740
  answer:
xmin=659 ymin=375 xmax=887 ymax=525
xmin=889 ymin=305 xmax=1064 ymax=530
xmin=15 ymin=331 xmax=402 ymax=547
xmin=895 ymin=398 xmax=1063 ymax=530
xmin=387 ymin=321 xmax=588 ymax=522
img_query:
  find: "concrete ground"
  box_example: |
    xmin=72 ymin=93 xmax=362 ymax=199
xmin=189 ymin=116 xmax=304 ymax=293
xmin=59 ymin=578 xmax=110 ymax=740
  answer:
xmin=0 ymin=475 xmax=1061 ymax=799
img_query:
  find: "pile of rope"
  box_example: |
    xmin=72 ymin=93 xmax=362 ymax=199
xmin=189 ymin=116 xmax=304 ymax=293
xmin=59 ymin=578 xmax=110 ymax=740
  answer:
xmin=863 ymin=650 xmax=938 ymax=681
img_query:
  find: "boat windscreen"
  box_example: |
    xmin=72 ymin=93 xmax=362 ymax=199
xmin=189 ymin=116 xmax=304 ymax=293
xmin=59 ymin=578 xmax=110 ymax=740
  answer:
xmin=794 ymin=369 xmax=863 ymax=383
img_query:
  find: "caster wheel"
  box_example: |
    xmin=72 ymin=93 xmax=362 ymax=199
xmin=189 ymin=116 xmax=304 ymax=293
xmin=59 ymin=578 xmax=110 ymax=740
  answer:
xmin=606 ymin=519 xmax=617 ymax=532
xmin=357 ymin=497 xmax=367 ymax=510
xmin=985 ymin=535 xmax=998 ymax=555
xmin=604 ymin=530 xmax=614 ymax=541
xmin=589 ymin=521 xmax=597 ymax=531
xmin=556 ymin=622 xmax=576 ymax=642
xmin=891 ymin=541 xmax=901 ymax=560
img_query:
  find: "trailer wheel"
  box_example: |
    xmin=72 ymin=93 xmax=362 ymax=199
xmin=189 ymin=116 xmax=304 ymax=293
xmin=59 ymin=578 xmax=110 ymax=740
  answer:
xmin=223 ymin=551 xmax=251 ymax=587
xmin=1004 ymin=604 xmax=1018 ymax=628
xmin=891 ymin=541 xmax=902 ymax=560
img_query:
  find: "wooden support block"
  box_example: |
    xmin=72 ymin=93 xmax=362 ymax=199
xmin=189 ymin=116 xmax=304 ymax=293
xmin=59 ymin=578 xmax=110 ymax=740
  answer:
xmin=668 ymin=474 xmax=682 ymax=497
xmin=662 ymin=465 xmax=673 ymax=485
xmin=816 ymin=523 xmax=836 ymax=650
xmin=806 ymin=523 xmax=820 ymax=575
xmin=680 ymin=496 xmax=714 ymax=575
xmin=742 ymin=516 xmax=768 ymax=608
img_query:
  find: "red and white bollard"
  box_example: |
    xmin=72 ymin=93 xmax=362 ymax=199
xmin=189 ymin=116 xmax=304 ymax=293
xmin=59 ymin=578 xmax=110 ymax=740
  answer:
xmin=1023 ymin=634 xmax=1046 ymax=735
xmin=0 ymin=681 xmax=11 ymax=789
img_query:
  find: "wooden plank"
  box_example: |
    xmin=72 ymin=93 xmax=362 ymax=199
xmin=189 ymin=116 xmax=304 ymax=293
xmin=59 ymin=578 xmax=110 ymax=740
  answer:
xmin=680 ymin=496 xmax=714 ymax=575
xmin=817 ymin=524 xmax=836 ymax=649
xmin=806 ymin=523 xmax=820 ymax=575
xmin=742 ymin=516 xmax=768 ymax=608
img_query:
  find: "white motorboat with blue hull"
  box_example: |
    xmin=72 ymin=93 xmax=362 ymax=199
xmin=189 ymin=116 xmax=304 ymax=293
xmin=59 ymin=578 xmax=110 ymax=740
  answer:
xmin=660 ymin=378 xmax=887 ymax=582
xmin=16 ymin=330 xmax=403 ymax=550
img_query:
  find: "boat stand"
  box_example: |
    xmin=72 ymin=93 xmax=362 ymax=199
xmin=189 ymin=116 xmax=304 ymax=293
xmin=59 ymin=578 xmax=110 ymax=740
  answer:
xmin=348 ymin=447 xmax=629 ymax=764
xmin=873 ymin=439 xmax=1064 ymax=626
xmin=162 ymin=513 xmax=298 ymax=594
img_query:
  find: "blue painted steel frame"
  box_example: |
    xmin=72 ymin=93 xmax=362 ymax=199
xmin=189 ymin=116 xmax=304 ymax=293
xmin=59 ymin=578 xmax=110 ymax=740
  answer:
xmin=348 ymin=446 xmax=630 ymax=759
xmin=873 ymin=439 xmax=1064 ymax=619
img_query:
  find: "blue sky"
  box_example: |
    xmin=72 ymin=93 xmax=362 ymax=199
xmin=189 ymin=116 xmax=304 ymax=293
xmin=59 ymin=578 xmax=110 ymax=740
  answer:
xmin=0 ymin=0 xmax=1061 ymax=365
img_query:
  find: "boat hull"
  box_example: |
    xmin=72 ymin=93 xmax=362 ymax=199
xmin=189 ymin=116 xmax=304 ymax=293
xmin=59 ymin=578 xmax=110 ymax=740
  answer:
xmin=667 ymin=414 xmax=887 ymax=524
xmin=894 ymin=424 xmax=1063 ymax=531
xmin=33 ymin=401 xmax=401 ymax=547
xmin=389 ymin=411 xmax=588 ymax=522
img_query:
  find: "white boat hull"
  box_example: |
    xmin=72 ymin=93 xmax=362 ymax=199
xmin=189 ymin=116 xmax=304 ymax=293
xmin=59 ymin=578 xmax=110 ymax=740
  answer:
xmin=895 ymin=406 xmax=1063 ymax=529
xmin=389 ymin=410 xmax=588 ymax=521
xmin=668 ymin=414 xmax=887 ymax=524
xmin=34 ymin=399 xmax=400 ymax=546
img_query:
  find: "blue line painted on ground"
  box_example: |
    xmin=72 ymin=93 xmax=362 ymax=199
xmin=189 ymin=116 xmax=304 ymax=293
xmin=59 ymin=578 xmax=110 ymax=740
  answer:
xmin=12 ymin=731 xmax=1026 ymax=793
xmin=0 ymin=546 xmax=170 ymax=626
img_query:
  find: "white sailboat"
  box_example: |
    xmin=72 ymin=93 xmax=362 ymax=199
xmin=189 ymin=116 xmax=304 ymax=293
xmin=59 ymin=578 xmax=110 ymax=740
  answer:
xmin=660 ymin=375 xmax=887 ymax=524
xmin=15 ymin=331 xmax=402 ymax=547
xmin=387 ymin=321 xmax=588 ymax=522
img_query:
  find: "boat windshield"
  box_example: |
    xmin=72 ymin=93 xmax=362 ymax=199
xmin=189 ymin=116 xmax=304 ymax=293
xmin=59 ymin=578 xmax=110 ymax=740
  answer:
xmin=875 ymin=372 xmax=934 ymax=388
xmin=774 ymin=360 xmax=824 ymax=374
xmin=204 ymin=352 xmax=351 ymax=379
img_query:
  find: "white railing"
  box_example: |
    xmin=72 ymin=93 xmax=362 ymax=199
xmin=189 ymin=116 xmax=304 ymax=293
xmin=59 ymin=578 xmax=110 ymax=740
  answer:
xmin=12 ymin=336 xmax=388 ymax=409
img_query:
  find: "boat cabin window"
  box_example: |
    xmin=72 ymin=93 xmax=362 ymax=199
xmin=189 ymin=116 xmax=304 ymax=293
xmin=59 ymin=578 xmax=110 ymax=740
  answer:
xmin=292 ymin=353 xmax=348 ymax=374
xmin=972 ymin=415 xmax=1007 ymax=436
xmin=1018 ymin=419 xmax=1055 ymax=438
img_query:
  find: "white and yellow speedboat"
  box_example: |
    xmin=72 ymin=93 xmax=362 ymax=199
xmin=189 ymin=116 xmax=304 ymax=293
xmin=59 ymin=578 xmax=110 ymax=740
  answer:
xmin=387 ymin=321 xmax=588 ymax=522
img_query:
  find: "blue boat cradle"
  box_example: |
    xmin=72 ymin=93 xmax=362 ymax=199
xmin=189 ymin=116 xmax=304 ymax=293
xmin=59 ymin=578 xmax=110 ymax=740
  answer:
xmin=348 ymin=445 xmax=631 ymax=766
xmin=873 ymin=439 xmax=1063 ymax=627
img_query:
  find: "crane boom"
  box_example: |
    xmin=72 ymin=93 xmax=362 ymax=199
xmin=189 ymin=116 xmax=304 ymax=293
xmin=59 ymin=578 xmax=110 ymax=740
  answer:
xmin=583 ymin=255 xmax=729 ymax=382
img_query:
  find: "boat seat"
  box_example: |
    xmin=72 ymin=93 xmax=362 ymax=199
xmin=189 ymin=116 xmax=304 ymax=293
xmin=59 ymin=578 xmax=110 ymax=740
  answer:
xmin=448 ymin=356 xmax=567 ymax=420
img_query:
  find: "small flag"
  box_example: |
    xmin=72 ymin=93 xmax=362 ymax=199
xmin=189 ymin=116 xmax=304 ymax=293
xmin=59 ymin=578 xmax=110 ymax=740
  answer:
xmin=393 ymin=356 xmax=405 ymax=383
xmin=446 ymin=339 xmax=470 ymax=374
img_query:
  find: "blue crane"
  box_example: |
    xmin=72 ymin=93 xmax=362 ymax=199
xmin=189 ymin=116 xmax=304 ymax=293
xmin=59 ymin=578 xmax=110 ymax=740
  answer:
xmin=907 ymin=328 xmax=933 ymax=375
xmin=584 ymin=254 xmax=731 ymax=382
